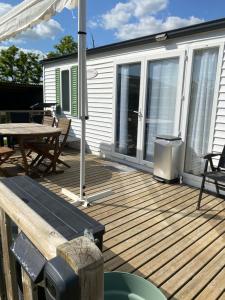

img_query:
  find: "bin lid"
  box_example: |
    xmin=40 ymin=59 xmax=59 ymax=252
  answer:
xmin=156 ymin=135 xmax=181 ymax=141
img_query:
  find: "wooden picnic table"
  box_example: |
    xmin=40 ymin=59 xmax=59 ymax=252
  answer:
xmin=0 ymin=123 xmax=61 ymax=175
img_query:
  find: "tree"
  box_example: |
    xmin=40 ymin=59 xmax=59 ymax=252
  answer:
xmin=0 ymin=45 xmax=18 ymax=81
xmin=47 ymin=35 xmax=77 ymax=58
xmin=0 ymin=46 xmax=42 ymax=84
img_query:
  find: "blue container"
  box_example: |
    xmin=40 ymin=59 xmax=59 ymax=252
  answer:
xmin=104 ymin=272 xmax=167 ymax=300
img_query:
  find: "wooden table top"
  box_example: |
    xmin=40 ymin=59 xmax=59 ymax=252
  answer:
xmin=0 ymin=123 xmax=61 ymax=136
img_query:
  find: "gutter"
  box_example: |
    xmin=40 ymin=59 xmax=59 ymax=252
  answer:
xmin=42 ymin=17 xmax=225 ymax=65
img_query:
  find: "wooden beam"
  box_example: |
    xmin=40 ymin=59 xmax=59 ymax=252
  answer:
xmin=57 ymin=236 xmax=104 ymax=300
xmin=0 ymin=238 xmax=6 ymax=300
xmin=0 ymin=181 xmax=67 ymax=260
xmin=0 ymin=210 xmax=19 ymax=300
xmin=21 ymin=270 xmax=38 ymax=300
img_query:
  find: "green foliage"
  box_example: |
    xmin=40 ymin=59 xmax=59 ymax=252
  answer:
xmin=0 ymin=45 xmax=42 ymax=84
xmin=47 ymin=35 xmax=77 ymax=58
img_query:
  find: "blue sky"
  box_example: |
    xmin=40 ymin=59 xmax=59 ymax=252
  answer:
xmin=0 ymin=0 xmax=225 ymax=55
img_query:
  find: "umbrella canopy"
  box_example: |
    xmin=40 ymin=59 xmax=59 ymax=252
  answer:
xmin=0 ymin=0 xmax=78 ymax=41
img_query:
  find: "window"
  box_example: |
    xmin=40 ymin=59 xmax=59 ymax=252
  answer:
xmin=115 ymin=63 xmax=141 ymax=157
xmin=184 ymin=47 xmax=219 ymax=175
xmin=144 ymin=57 xmax=179 ymax=162
xmin=55 ymin=67 xmax=78 ymax=116
xmin=61 ymin=69 xmax=70 ymax=112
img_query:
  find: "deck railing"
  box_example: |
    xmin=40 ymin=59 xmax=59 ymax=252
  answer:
xmin=0 ymin=181 xmax=104 ymax=300
xmin=0 ymin=110 xmax=46 ymax=124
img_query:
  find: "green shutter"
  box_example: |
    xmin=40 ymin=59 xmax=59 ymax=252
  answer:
xmin=71 ymin=65 xmax=78 ymax=117
xmin=55 ymin=68 xmax=61 ymax=113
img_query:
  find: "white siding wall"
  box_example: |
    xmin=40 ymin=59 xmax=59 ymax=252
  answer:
xmin=44 ymin=67 xmax=57 ymax=102
xmin=212 ymin=50 xmax=225 ymax=154
xmin=44 ymin=57 xmax=114 ymax=156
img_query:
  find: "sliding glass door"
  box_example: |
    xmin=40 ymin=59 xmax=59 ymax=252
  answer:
xmin=143 ymin=57 xmax=181 ymax=162
xmin=184 ymin=47 xmax=219 ymax=175
xmin=113 ymin=47 xmax=219 ymax=175
xmin=115 ymin=63 xmax=141 ymax=159
xmin=114 ymin=53 xmax=184 ymax=164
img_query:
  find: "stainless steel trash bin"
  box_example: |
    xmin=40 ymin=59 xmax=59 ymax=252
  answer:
xmin=153 ymin=135 xmax=183 ymax=183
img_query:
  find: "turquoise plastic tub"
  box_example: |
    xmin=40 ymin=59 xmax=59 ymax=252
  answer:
xmin=104 ymin=272 xmax=167 ymax=300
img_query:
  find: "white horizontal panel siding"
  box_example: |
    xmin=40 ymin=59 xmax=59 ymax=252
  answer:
xmin=86 ymin=59 xmax=113 ymax=157
xmin=44 ymin=66 xmax=56 ymax=102
xmin=44 ymin=59 xmax=114 ymax=157
xmin=212 ymin=45 xmax=225 ymax=155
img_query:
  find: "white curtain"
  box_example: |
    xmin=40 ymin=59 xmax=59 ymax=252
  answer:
xmin=118 ymin=65 xmax=129 ymax=154
xmin=185 ymin=48 xmax=219 ymax=175
xmin=144 ymin=58 xmax=179 ymax=161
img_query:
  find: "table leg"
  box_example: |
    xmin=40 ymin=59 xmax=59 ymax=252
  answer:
xmin=19 ymin=137 xmax=29 ymax=175
xmin=52 ymin=134 xmax=59 ymax=173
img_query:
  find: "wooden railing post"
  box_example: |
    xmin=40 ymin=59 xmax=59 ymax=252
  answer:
xmin=0 ymin=237 xmax=6 ymax=300
xmin=57 ymin=236 xmax=104 ymax=300
xmin=0 ymin=210 xmax=19 ymax=300
xmin=21 ymin=270 xmax=38 ymax=300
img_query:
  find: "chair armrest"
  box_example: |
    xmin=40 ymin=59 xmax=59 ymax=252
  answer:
xmin=203 ymin=152 xmax=222 ymax=159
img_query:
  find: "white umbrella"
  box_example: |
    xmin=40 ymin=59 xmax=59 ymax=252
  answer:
xmin=0 ymin=0 xmax=78 ymax=41
xmin=0 ymin=0 xmax=110 ymax=206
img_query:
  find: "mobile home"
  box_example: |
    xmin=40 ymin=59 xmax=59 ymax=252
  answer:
xmin=42 ymin=18 xmax=225 ymax=188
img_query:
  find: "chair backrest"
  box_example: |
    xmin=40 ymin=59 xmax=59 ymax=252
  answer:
xmin=57 ymin=118 xmax=71 ymax=149
xmin=42 ymin=116 xmax=55 ymax=127
xmin=218 ymin=146 xmax=225 ymax=169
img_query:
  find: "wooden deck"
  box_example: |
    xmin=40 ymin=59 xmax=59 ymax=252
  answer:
xmin=3 ymin=150 xmax=225 ymax=299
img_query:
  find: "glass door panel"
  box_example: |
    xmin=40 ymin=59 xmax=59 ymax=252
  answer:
xmin=184 ymin=47 xmax=219 ymax=175
xmin=144 ymin=57 xmax=179 ymax=162
xmin=115 ymin=63 xmax=141 ymax=157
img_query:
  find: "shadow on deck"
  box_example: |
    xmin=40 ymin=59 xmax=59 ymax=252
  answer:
xmin=1 ymin=149 xmax=225 ymax=299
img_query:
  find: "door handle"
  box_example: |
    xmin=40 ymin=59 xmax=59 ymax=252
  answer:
xmin=133 ymin=111 xmax=143 ymax=118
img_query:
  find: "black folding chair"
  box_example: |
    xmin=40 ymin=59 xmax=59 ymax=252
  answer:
xmin=197 ymin=146 xmax=225 ymax=209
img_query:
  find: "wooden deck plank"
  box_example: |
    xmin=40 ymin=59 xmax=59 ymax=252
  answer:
xmin=195 ymin=266 xmax=225 ymax=300
xmin=103 ymin=192 xmax=214 ymax=263
xmin=41 ymin=169 xmax=149 ymax=203
xmin=94 ymin=184 xmax=185 ymax=225
xmin=175 ymin=247 xmax=225 ymax=299
xmin=103 ymin=186 xmax=192 ymax=235
xmin=103 ymin=189 xmax=198 ymax=250
xmin=219 ymin=293 xmax=225 ymax=300
xmin=161 ymin=232 xmax=225 ymax=298
xmin=2 ymin=150 xmax=225 ymax=300
xmin=103 ymin=186 xmax=190 ymax=238
xmin=114 ymin=198 xmax=225 ymax=276
xmin=148 ymin=207 xmax=225 ymax=286
xmin=104 ymin=195 xmax=218 ymax=269
xmin=88 ymin=180 xmax=170 ymax=218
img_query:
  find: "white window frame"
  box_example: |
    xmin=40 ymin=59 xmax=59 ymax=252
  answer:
xmin=139 ymin=50 xmax=186 ymax=168
xmin=112 ymin=51 xmax=186 ymax=166
xmin=60 ymin=67 xmax=71 ymax=114
xmin=111 ymin=42 xmax=224 ymax=176
xmin=180 ymin=41 xmax=224 ymax=180
xmin=111 ymin=57 xmax=145 ymax=164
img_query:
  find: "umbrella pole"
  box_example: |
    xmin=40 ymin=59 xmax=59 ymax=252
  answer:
xmin=62 ymin=0 xmax=112 ymax=207
xmin=78 ymin=0 xmax=87 ymax=202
